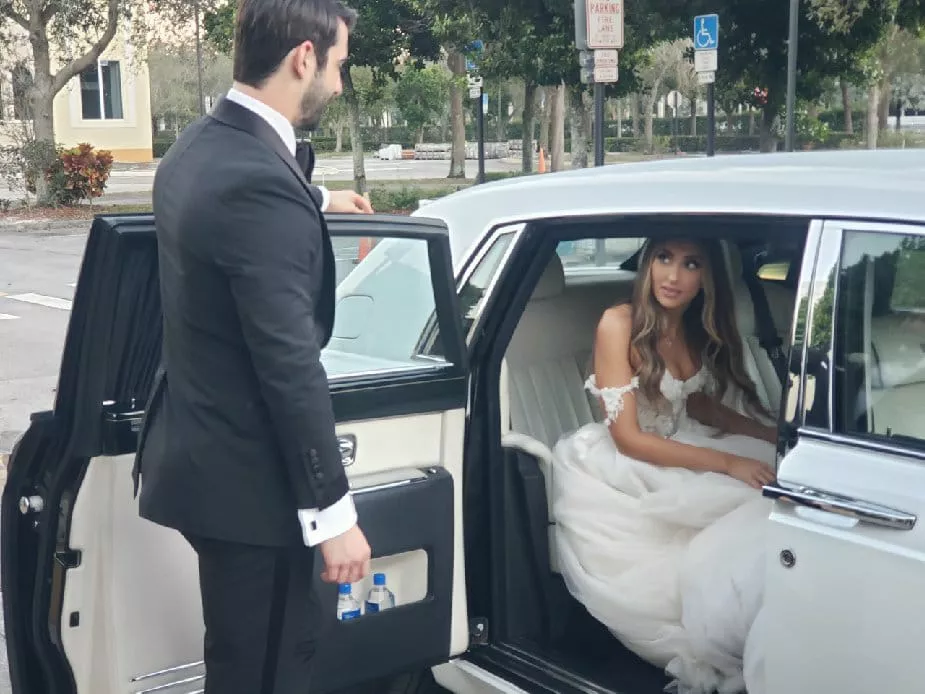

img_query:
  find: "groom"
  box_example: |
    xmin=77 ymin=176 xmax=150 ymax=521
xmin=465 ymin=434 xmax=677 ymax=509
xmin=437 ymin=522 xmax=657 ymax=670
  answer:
xmin=133 ymin=1 xmax=372 ymax=692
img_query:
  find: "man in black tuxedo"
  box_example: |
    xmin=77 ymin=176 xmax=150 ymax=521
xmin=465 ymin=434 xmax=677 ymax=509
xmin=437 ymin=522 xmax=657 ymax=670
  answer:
xmin=133 ymin=1 xmax=372 ymax=692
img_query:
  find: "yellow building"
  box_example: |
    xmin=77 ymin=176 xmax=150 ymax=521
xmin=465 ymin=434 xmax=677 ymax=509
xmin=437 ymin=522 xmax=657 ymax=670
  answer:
xmin=0 ymin=26 xmax=154 ymax=163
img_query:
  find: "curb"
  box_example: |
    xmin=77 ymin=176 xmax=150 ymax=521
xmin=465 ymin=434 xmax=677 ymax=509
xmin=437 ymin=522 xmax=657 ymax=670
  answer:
xmin=0 ymin=219 xmax=93 ymax=233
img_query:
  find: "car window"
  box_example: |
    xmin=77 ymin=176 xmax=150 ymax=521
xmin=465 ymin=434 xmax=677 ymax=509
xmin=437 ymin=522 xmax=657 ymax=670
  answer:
xmin=421 ymin=230 xmax=516 ymax=358
xmin=460 ymin=231 xmax=516 ymax=336
xmin=833 ymin=229 xmax=925 ymax=445
xmin=324 ymin=234 xmax=446 ymax=378
xmin=556 ymin=238 xmax=644 ymax=274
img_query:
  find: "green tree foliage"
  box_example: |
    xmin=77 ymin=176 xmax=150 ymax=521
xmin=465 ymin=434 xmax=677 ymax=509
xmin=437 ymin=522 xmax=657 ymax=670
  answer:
xmin=394 ymin=64 xmax=451 ymax=142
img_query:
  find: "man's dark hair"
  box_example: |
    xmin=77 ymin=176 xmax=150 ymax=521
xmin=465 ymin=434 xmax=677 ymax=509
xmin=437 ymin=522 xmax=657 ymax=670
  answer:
xmin=233 ymin=0 xmax=357 ymax=87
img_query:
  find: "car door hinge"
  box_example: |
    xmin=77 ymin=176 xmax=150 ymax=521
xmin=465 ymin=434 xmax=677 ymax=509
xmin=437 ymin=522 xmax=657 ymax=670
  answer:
xmin=469 ymin=617 xmax=489 ymax=647
xmin=55 ymin=549 xmax=82 ymax=569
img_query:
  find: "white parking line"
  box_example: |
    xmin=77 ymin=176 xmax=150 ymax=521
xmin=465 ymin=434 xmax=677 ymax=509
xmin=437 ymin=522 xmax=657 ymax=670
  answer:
xmin=6 ymin=293 xmax=73 ymax=311
xmin=0 ymin=313 xmax=18 ymax=320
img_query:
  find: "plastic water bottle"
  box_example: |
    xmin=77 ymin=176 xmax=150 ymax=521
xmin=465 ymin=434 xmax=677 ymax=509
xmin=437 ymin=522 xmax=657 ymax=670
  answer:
xmin=365 ymin=573 xmax=396 ymax=614
xmin=337 ymin=583 xmax=361 ymax=621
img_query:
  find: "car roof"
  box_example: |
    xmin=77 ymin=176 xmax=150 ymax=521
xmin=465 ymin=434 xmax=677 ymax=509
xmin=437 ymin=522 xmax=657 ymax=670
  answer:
xmin=412 ymin=148 xmax=925 ymax=269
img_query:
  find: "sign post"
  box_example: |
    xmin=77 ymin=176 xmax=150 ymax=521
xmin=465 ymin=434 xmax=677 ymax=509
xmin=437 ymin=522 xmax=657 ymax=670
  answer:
xmin=693 ymin=14 xmax=718 ymax=157
xmin=466 ymin=40 xmax=486 ymax=183
xmin=575 ymin=0 xmax=623 ymax=167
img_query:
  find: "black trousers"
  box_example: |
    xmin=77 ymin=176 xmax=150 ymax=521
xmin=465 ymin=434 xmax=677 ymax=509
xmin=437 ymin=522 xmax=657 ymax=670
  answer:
xmin=184 ymin=533 xmax=324 ymax=694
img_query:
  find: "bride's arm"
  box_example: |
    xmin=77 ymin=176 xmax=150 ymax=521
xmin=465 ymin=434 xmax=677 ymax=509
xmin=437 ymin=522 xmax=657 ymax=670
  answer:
xmin=687 ymin=393 xmax=777 ymax=444
xmin=592 ymin=307 xmax=740 ymax=475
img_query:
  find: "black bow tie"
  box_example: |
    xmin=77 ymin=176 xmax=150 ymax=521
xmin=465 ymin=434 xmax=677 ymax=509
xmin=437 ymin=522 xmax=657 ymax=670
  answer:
xmin=295 ymin=141 xmax=315 ymax=181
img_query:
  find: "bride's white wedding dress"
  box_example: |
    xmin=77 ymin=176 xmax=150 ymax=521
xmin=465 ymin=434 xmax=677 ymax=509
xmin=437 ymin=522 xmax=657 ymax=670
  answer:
xmin=550 ymin=364 xmax=772 ymax=694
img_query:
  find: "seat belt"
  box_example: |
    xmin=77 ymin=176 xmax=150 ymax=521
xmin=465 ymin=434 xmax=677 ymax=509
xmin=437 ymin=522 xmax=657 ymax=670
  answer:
xmin=741 ymin=260 xmax=788 ymax=385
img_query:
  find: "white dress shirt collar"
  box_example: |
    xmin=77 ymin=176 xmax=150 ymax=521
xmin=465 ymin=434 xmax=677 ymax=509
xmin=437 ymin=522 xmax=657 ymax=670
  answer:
xmin=225 ymin=86 xmax=297 ymax=157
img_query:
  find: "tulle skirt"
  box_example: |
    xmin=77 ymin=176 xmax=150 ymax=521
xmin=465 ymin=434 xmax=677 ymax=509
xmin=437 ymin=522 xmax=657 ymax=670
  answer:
xmin=550 ymin=422 xmax=774 ymax=693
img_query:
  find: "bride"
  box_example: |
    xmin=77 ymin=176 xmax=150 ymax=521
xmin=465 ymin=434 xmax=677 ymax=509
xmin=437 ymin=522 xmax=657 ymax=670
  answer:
xmin=550 ymin=237 xmax=775 ymax=694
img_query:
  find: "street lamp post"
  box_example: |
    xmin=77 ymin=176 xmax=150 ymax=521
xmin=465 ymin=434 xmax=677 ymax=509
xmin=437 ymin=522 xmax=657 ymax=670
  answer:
xmin=785 ymin=0 xmax=799 ymax=151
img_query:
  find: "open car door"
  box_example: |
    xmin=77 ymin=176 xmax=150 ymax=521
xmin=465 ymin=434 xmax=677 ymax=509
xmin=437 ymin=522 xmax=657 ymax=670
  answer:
xmin=2 ymin=213 xmax=470 ymax=694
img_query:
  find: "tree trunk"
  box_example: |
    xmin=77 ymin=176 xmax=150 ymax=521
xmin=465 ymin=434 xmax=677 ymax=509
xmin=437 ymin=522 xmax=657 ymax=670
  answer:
xmin=570 ymin=87 xmax=592 ymax=169
xmin=549 ymin=83 xmax=566 ymax=171
xmin=867 ymin=84 xmax=880 ymax=149
xmin=644 ymin=95 xmax=656 ymax=152
xmin=335 ymin=123 xmax=344 ymax=152
xmin=522 ymin=81 xmax=537 ymax=173
xmin=446 ymin=49 xmax=467 ymax=179
xmin=538 ymin=87 xmax=551 ymax=158
xmin=616 ymin=97 xmax=623 ymax=138
xmin=878 ymin=78 xmax=890 ymax=132
xmin=29 ymin=30 xmax=56 ymax=204
xmin=759 ymin=105 xmax=777 ymax=152
xmin=343 ymin=70 xmax=367 ymax=194
xmin=631 ymin=93 xmax=640 ymax=137
xmin=840 ymin=77 xmax=853 ymax=134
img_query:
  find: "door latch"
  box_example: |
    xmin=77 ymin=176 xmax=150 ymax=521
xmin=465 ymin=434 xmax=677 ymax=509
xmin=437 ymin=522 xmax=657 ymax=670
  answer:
xmin=18 ymin=495 xmax=44 ymax=515
xmin=338 ymin=435 xmax=356 ymax=467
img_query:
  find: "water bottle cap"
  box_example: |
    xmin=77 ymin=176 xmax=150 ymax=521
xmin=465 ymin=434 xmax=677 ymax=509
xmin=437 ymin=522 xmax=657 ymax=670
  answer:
xmin=373 ymin=573 xmax=386 ymax=585
xmin=338 ymin=583 xmax=351 ymax=594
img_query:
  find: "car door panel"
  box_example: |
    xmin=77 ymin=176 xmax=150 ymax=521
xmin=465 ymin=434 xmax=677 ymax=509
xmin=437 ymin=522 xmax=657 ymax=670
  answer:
xmin=763 ymin=219 xmax=925 ymax=694
xmin=3 ymin=213 xmax=469 ymax=694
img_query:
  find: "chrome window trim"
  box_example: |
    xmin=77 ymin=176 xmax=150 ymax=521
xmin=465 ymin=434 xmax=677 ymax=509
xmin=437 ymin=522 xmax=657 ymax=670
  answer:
xmin=785 ymin=219 xmax=823 ymax=438
xmin=326 ymin=361 xmax=451 ymax=384
xmin=459 ymin=223 xmax=526 ymax=345
xmin=802 ymin=222 xmax=842 ymax=432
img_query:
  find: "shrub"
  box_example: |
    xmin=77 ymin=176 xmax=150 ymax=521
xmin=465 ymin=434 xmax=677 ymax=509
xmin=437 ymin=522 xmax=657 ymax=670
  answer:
xmin=27 ymin=142 xmax=114 ymax=205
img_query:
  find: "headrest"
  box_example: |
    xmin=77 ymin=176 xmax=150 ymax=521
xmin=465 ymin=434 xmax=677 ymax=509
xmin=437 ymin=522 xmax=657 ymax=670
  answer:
xmin=531 ymin=254 xmax=565 ymax=300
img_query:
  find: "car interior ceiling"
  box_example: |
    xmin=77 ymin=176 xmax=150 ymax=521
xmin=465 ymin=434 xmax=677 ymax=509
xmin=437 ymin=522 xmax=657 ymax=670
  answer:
xmin=464 ymin=214 xmax=811 ymax=693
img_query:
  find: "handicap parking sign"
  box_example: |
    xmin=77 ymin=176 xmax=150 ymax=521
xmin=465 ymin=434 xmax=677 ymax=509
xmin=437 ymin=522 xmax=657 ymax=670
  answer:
xmin=694 ymin=14 xmax=719 ymax=50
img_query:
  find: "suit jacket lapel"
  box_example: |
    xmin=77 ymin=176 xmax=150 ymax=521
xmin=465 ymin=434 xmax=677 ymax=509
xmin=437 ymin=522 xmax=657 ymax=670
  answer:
xmin=208 ymin=97 xmax=324 ymax=210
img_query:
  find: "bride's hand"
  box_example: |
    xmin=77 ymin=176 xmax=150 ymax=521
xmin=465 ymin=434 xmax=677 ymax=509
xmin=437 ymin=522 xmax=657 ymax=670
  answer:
xmin=724 ymin=455 xmax=775 ymax=489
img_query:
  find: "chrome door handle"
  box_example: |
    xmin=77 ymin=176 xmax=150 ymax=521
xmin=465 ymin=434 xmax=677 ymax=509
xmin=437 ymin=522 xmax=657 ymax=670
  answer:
xmin=763 ymin=483 xmax=917 ymax=530
xmin=338 ymin=435 xmax=356 ymax=467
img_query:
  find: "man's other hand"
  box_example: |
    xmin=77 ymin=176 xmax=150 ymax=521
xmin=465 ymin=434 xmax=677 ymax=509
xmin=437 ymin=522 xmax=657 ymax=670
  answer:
xmin=319 ymin=524 xmax=371 ymax=584
xmin=327 ymin=190 xmax=374 ymax=214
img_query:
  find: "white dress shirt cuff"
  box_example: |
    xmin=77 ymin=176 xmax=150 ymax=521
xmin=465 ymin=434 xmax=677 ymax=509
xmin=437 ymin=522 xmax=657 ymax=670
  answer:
xmin=318 ymin=185 xmax=330 ymax=212
xmin=298 ymin=492 xmax=357 ymax=547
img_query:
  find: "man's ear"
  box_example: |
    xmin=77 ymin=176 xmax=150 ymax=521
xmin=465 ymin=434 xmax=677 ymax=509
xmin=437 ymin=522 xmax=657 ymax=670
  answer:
xmin=292 ymin=40 xmax=316 ymax=79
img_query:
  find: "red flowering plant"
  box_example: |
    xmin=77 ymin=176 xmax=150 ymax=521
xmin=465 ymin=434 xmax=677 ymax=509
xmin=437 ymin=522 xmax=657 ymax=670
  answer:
xmin=749 ymin=86 xmax=769 ymax=108
xmin=27 ymin=142 xmax=114 ymax=206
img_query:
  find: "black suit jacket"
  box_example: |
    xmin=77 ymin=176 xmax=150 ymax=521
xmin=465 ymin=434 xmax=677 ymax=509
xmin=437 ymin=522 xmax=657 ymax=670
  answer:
xmin=133 ymin=97 xmax=347 ymax=547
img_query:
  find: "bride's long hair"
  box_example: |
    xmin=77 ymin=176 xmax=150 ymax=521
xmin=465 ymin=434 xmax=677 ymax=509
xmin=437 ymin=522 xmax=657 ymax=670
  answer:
xmin=628 ymin=237 xmax=767 ymax=416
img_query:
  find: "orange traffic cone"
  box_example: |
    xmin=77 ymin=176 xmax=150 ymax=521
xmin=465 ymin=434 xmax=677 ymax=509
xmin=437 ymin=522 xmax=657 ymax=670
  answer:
xmin=357 ymin=237 xmax=373 ymax=261
xmin=538 ymin=147 xmax=547 ymax=173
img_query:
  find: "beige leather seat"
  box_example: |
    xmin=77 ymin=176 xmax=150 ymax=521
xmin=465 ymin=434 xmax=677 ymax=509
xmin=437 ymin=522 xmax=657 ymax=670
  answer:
xmin=501 ymin=255 xmax=625 ymax=571
xmin=723 ymin=245 xmax=793 ymax=414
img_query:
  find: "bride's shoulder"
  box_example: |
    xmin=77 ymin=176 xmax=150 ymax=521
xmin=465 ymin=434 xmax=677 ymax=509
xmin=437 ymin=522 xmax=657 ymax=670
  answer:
xmin=596 ymin=303 xmax=633 ymax=342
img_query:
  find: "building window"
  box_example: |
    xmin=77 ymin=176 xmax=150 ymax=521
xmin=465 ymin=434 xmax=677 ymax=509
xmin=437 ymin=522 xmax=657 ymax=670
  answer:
xmin=80 ymin=59 xmax=123 ymax=120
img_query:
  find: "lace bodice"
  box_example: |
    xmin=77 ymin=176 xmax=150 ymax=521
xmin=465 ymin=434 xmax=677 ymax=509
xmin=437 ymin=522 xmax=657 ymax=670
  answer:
xmin=585 ymin=366 xmax=714 ymax=438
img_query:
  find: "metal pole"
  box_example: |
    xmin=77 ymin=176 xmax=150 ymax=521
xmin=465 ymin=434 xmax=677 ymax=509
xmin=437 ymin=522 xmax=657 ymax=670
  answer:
xmin=593 ymin=82 xmax=605 ymax=166
xmin=706 ymin=83 xmax=715 ymax=157
xmin=477 ymin=87 xmax=486 ymax=184
xmin=194 ymin=0 xmax=205 ymax=116
xmin=785 ymin=0 xmax=799 ymax=151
